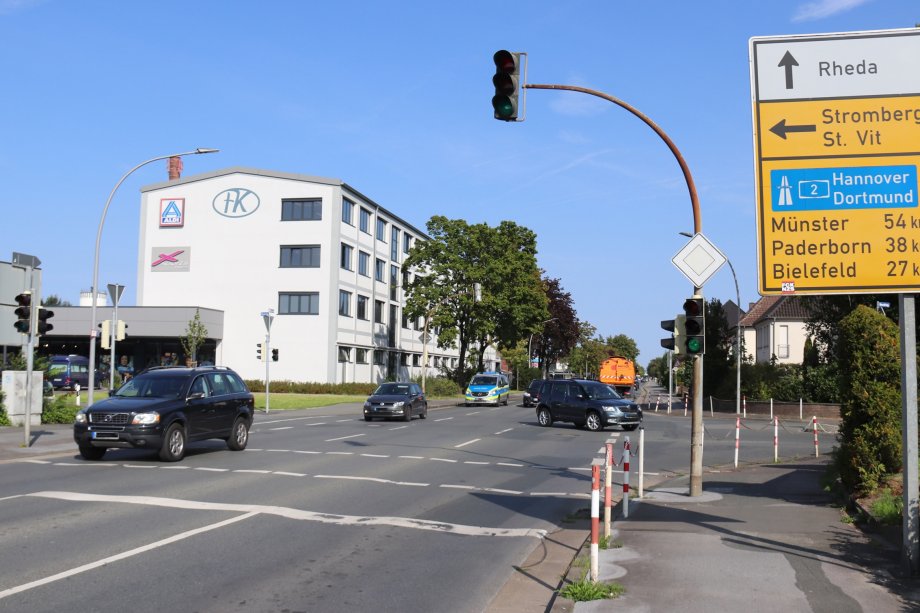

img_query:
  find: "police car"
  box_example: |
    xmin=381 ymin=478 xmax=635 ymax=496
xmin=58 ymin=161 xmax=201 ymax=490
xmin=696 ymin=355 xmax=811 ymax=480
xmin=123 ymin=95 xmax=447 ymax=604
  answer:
xmin=464 ymin=372 xmax=510 ymax=406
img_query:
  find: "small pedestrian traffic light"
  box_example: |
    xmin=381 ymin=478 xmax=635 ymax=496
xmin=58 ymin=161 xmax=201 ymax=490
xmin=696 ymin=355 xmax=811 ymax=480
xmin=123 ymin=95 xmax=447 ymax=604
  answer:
xmin=683 ymin=296 xmax=705 ymax=355
xmin=13 ymin=292 xmax=32 ymax=334
xmin=492 ymin=50 xmax=521 ymax=121
xmin=660 ymin=315 xmax=686 ymax=355
xmin=271 ymin=348 xmax=279 ymax=362
xmin=36 ymin=307 xmax=54 ymax=335
xmin=116 ymin=320 xmax=127 ymax=341
xmin=256 ymin=342 xmax=265 ymax=362
xmin=100 ymin=320 xmax=111 ymax=350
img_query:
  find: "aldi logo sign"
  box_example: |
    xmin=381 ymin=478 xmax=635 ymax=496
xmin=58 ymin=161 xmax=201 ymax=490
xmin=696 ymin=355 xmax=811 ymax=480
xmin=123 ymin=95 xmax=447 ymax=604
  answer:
xmin=160 ymin=198 xmax=185 ymax=227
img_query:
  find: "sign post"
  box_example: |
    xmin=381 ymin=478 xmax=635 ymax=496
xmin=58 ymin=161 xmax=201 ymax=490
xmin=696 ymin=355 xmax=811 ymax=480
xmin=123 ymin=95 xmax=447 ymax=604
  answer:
xmin=751 ymin=28 xmax=920 ymax=575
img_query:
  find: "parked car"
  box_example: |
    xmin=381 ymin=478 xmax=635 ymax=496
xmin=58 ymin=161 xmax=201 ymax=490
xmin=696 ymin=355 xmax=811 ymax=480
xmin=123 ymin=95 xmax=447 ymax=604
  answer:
xmin=363 ymin=382 xmax=428 ymax=421
xmin=523 ymin=378 xmax=548 ymax=407
xmin=48 ymin=354 xmax=101 ymax=390
xmin=73 ymin=365 xmax=255 ymax=462
xmin=464 ymin=372 xmax=510 ymax=406
xmin=535 ymin=378 xmax=642 ymax=432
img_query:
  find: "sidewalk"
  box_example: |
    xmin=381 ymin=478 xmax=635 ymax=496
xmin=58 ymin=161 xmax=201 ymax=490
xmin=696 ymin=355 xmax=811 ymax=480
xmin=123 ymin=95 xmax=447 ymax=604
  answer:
xmin=0 ymin=422 xmax=77 ymax=463
xmin=562 ymin=458 xmax=920 ymax=612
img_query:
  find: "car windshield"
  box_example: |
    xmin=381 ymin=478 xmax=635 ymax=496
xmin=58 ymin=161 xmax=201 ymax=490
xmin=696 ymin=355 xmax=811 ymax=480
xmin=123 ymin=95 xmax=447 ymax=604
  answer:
xmin=471 ymin=376 xmax=498 ymax=386
xmin=48 ymin=364 xmax=67 ymax=375
xmin=583 ymin=383 xmax=622 ymax=400
xmin=374 ymin=383 xmax=411 ymax=396
xmin=114 ymin=375 xmax=186 ymax=399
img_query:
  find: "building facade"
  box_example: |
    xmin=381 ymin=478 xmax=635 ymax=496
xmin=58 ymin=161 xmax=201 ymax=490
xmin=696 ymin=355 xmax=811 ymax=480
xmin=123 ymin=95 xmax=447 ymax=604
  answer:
xmin=138 ymin=167 xmax=493 ymax=383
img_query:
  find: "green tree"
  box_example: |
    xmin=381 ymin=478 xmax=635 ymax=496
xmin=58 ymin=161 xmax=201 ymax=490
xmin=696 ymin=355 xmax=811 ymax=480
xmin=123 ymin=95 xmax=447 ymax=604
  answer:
xmin=564 ymin=322 xmax=607 ymax=378
xmin=533 ymin=277 xmax=579 ymax=375
xmin=702 ymin=298 xmax=734 ymax=399
xmin=42 ymin=294 xmax=71 ymax=307
xmin=604 ymin=334 xmax=639 ymax=363
xmin=404 ymin=216 xmax=548 ymax=385
xmin=180 ymin=309 xmax=209 ymax=365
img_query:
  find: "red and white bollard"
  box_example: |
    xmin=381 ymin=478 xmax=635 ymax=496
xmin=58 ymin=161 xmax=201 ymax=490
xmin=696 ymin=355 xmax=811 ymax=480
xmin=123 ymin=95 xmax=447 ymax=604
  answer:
xmin=742 ymin=394 xmax=747 ymax=419
xmin=622 ymin=437 xmax=631 ymax=518
xmin=813 ymin=416 xmax=819 ymax=457
xmin=591 ymin=465 xmax=600 ymax=581
xmin=734 ymin=416 xmax=741 ymax=468
xmin=604 ymin=443 xmax=613 ymax=540
xmin=683 ymin=393 xmax=688 ymax=417
xmin=773 ymin=416 xmax=779 ymax=463
xmin=654 ymin=395 xmax=660 ymax=412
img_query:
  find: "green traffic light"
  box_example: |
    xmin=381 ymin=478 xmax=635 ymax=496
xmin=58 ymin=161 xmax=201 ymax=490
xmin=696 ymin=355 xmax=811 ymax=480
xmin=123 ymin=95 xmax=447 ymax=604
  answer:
xmin=686 ymin=337 xmax=702 ymax=354
xmin=492 ymin=95 xmax=515 ymax=119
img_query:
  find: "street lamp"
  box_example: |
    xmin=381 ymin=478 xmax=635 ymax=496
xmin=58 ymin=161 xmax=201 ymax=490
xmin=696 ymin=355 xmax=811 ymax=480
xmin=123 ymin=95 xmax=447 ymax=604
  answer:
xmin=528 ymin=317 xmax=557 ymax=378
xmin=680 ymin=232 xmax=741 ymax=415
xmin=87 ymin=148 xmax=219 ymax=405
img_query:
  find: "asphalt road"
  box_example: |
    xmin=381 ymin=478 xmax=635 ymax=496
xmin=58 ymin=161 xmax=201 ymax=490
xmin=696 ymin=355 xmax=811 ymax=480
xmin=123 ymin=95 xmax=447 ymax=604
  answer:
xmin=0 ymin=398 xmax=614 ymax=613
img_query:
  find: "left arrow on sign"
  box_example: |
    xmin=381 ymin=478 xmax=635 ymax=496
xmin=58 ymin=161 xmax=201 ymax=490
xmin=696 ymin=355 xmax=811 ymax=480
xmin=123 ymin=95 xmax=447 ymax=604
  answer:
xmin=769 ymin=119 xmax=816 ymax=140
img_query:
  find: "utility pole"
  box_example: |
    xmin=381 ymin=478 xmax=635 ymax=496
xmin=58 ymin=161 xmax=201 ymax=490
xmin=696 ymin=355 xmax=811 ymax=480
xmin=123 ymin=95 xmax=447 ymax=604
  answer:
xmin=261 ymin=309 xmax=274 ymax=413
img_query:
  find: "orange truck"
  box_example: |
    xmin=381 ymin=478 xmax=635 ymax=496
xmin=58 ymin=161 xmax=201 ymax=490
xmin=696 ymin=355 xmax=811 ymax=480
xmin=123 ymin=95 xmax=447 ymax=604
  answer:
xmin=599 ymin=357 xmax=636 ymax=396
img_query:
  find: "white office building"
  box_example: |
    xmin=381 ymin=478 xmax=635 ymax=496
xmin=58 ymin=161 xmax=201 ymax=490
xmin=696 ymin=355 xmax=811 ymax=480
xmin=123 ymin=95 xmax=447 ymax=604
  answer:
xmin=137 ymin=167 xmax=496 ymax=383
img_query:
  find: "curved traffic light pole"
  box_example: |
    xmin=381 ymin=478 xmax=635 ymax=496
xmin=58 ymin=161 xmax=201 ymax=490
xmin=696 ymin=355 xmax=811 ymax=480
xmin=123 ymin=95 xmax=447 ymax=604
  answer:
xmin=524 ymin=83 xmax=706 ymax=496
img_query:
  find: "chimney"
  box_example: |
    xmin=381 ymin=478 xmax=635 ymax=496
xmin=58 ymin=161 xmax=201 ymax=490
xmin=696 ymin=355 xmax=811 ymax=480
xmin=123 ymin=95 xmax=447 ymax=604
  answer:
xmin=168 ymin=156 xmax=183 ymax=180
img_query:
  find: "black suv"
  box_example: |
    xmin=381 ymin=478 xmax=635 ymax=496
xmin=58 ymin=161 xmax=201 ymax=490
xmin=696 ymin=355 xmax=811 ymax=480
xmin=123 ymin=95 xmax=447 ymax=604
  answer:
xmin=73 ymin=366 xmax=255 ymax=462
xmin=523 ymin=378 xmax=547 ymax=407
xmin=536 ymin=379 xmax=642 ymax=432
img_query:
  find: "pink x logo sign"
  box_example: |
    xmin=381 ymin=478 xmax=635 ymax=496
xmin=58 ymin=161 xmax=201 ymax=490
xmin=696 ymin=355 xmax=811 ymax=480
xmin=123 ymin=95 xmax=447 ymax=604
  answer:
xmin=152 ymin=249 xmax=184 ymax=266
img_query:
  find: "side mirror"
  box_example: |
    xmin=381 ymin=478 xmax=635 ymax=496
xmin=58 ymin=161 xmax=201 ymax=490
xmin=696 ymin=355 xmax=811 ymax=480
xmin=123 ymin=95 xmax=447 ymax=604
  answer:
xmin=187 ymin=391 xmax=206 ymax=401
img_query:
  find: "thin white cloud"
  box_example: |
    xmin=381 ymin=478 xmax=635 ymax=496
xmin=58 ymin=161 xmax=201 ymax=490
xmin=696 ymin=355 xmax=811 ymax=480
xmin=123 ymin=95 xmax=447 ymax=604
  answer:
xmin=547 ymin=90 xmax=609 ymax=117
xmin=792 ymin=0 xmax=872 ymax=22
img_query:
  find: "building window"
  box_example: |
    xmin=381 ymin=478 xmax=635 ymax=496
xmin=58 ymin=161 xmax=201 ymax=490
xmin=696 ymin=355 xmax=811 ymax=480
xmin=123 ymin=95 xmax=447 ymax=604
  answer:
xmin=339 ymin=290 xmax=352 ymax=317
xmin=374 ymin=300 xmax=384 ymax=323
xmin=412 ymin=354 xmax=420 ymax=367
xmin=376 ymin=218 xmax=387 ymax=242
xmin=375 ymin=258 xmax=386 ymax=282
xmin=356 ymin=348 xmax=368 ymax=364
xmin=360 ymin=208 xmax=371 ymax=234
xmin=373 ymin=350 xmax=386 ymax=365
xmin=391 ymin=227 xmax=400 ymax=261
xmin=340 ymin=243 xmax=353 ymax=271
xmin=390 ymin=265 xmax=398 ymax=301
xmin=280 ymin=245 xmax=320 ymax=268
xmin=357 ymin=295 xmax=369 ymax=320
xmin=358 ymin=251 xmax=370 ymax=277
xmin=402 ymin=311 xmax=411 ymax=329
xmin=282 ymin=199 xmax=322 ymax=221
xmin=400 ymin=353 xmax=408 ymax=366
xmin=403 ymin=233 xmax=412 ymax=254
xmin=338 ymin=346 xmax=351 ymax=362
xmin=342 ymin=198 xmax=354 ymax=225
xmin=279 ymin=292 xmax=318 ymax=315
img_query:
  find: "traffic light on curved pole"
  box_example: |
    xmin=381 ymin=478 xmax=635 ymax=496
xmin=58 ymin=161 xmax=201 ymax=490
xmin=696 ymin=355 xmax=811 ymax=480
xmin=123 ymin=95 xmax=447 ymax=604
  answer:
xmin=683 ymin=296 xmax=705 ymax=355
xmin=492 ymin=50 xmax=521 ymax=121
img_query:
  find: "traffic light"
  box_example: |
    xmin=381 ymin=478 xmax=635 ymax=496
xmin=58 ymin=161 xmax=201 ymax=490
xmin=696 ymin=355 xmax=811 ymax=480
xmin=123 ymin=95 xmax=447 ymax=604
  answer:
xmin=683 ymin=296 xmax=705 ymax=355
xmin=492 ymin=50 xmax=521 ymax=121
xmin=36 ymin=307 xmax=54 ymax=335
xmin=257 ymin=342 xmax=266 ymax=362
xmin=116 ymin=320 xmax=127 ymax=341
xmin=13 ymin=292 xmax=31 ymax=334
xmin=100 ymin=320 xmax=111 ymax=349
xmin=271 ymin=348 xmax=279 ymax=362
xmin=660 ymin=315 xmax=686 ymax=356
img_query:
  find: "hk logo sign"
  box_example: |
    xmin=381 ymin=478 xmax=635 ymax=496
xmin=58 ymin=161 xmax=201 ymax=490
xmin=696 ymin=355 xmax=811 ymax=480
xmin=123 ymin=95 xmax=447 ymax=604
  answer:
xmin=213 ymin=188 xmax=260 ymax=218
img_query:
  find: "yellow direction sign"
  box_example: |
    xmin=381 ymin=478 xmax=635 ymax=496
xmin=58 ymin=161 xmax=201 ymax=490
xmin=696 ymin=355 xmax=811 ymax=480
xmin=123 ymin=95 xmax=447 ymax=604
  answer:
xmin=750 ymin=28 xmax=920 ymax=295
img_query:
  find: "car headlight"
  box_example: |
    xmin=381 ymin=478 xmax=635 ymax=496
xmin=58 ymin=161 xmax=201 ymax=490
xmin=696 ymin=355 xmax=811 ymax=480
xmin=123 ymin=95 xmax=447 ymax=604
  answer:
xmin=392 ymin=401 xmax=405 ymax=408
xmin=604 ymin=406 xmax=623 ymax=415
xmin=131 ymin=412 xmax=161 ymax=425
xmin=74 ymin=411 xmax=87 ymax=424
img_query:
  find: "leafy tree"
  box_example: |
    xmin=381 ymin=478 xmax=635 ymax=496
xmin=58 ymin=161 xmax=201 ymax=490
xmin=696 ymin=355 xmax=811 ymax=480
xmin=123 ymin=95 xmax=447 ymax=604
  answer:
xmin=42 ymin=294 xmax=71 ymax=307
xmin=532 ymin=277 xmax=578 ymax=376
xmin=604 ymin=334 xmax=639 ymax=363
xmin=180 ymin=309 xmax=209 ymax=365
xmin=564 ymin=322 xmax=608 ymax=378
xmin=702 ymin=299 xmax=735 ymax=399
xmin=404 ymin=216 xmax=547 ymax=385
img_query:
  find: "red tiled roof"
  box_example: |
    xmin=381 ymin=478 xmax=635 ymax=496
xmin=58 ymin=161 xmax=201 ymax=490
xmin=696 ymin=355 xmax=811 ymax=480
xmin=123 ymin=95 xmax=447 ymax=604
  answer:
xmin=739 ymin=296 xmax=809 ymax=327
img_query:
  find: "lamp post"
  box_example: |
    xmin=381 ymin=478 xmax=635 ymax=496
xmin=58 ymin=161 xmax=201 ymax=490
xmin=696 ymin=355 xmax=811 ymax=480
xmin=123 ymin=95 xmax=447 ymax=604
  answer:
xmin=681 ymin=232 xmax=742 ymax=415
xmin=87 ymin=148 xmax=219 ymax=405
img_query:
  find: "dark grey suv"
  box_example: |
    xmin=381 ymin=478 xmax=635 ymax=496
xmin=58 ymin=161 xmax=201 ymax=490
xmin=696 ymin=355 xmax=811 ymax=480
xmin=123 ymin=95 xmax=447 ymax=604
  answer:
xmin=73 ymin=366 xmax=255 ymax=462
xmin=536 ymin=379 xmax=642 ymax=432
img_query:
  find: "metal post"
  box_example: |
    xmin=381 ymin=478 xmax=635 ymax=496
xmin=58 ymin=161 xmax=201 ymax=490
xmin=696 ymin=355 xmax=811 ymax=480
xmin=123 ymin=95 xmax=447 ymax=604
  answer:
xmin=262 ymin=309 xmax=274 ymax=414
xmin=899 ymin=293 xmax=918 ymax=575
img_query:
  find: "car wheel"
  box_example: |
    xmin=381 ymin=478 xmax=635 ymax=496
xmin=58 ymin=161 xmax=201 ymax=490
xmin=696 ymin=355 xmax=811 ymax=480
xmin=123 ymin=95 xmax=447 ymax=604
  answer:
xmin=78 ymin=443 xmax=106 ymax=461
xmin=585 ymin=411 xmax=604 ymax=432
xmin=159 ymin=423 xmax=186 ymax=462
xmin=622 ymin=424 xmax=639 ymax=431
xmin=364 ymin=415 xmax=372 ymax=421
xmin=227 ymin=417 xmax=250 ymax=451
xmin=420 ymin=403 xmax=428 ymax=419
xmin=537 ymin=407 xmax=553 ymax=427
xmin=403 ymin=407 xmax=412 ymax=422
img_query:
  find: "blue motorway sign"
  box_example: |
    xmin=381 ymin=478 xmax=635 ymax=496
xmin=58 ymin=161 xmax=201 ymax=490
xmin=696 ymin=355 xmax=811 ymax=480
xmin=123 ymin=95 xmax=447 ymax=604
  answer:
xmin=770 ymin=165 xmax=917 ymax=212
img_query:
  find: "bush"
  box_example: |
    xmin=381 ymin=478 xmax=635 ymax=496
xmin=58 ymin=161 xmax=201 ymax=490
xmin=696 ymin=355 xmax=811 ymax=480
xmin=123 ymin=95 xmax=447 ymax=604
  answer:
xmin=243 ymin=380 xmax=377 ymax=395
xmin=42 ymin=393 xmax=80 ymax=424
xmin=410 ymin=376 xmax=460 ymax=397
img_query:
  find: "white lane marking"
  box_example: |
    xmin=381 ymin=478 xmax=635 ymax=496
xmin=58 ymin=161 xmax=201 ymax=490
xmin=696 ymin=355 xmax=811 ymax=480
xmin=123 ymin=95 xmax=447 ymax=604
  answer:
xmin=530 ymin=492 xmax=568 ymax=497
xmin=361 ymin=454 xmax=389 ymax=458
xmin=305 ymin=422 xmax=328 ymax=427
xmin=399 ymin=455 xmax=424 ymax=460
xmin=293 ymin=450 xmax=322 ymax=455
xmin=440 ymin=484 xmax=475 ymax=490
xmin=430 ymin=458 xmax=457 ymax=463
xmin=23 ymin=460 xmax=51 ymax=465
xmin=335 ymin=419 xmax=352 ymax=423
xmin=160 ymin=466 xmax=189 ymax=470
xmin=26 ymin=491 xmax=546 ymax=538
xmin=569 ymin=467 xmax=592 ymax=472
xmin=123 ymin=464 xmax=156 ymax=469
xmin=315 ymin=475 xmax=427 ymax=487
xmin=270 ymin=427 xmax=294 ymax=431
xmin=324 ymin=434 xmax=365 ymax=442
xmin=195 ymin=467 xmax=229 ymax=472
xmin=494 ymin=428 xmax=513 ymax=435
xmin=484 ymin=488 xmax=522 ymax=495
xmin=273 ymin=471 xmax=307 ymax=477
xmin=234 ymin=469 xmax=272 ymax=474
xmin=464 ymin=461 xmax=489 ymax=465
xmin=497 ymin=462 xmax=523 ymax=467
xmin=466 ymin=411 xmax=480 ymax=415
xmin=327 ymin=452 xmax=354 ymax=456
xmin=0 ymin=509 xmax=256 ymax=601
xmin=454 ymin=438 xmax=480 ymax=448
xmin=434 ymin=417 xmax=453 ymax=422
xmin=389 ymin=426 xmax=409 ymax=431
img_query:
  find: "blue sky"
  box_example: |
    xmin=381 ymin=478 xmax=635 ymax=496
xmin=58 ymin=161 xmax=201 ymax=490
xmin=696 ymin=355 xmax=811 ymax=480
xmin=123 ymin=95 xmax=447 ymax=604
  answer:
xmin=1 ymin=0 xmax=916 ymax=369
